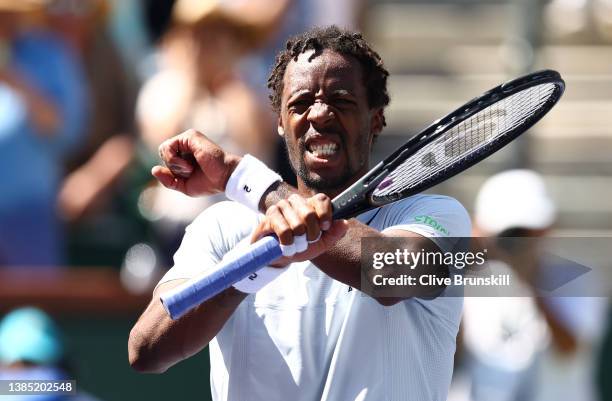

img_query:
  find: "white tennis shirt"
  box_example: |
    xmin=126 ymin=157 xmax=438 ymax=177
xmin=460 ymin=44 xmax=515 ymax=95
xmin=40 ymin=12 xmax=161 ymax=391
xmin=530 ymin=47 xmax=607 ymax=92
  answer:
xmin=158 ymin=194 xmax=471 ymax=401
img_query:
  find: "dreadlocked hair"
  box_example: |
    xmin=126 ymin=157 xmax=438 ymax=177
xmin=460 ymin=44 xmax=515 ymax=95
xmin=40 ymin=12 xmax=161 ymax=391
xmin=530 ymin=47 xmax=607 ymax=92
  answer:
xmin=267 ymin=25 xmax=390 ymax=127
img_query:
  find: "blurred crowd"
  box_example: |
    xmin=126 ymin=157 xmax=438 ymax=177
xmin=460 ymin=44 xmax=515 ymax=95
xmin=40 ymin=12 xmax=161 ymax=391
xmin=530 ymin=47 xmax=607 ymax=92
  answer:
xmin=0 ymin=0 xmax=611 ymax=400
xmin=0 ymin=0 xmax=364 ymax=273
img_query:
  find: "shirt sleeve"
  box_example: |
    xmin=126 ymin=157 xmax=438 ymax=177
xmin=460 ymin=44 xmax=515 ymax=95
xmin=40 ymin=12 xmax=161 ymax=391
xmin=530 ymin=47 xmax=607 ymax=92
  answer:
xmin=380 ymin=195 xmax=472 ymax=252
xmin=155 ymin=201 xmax=261 ymax=289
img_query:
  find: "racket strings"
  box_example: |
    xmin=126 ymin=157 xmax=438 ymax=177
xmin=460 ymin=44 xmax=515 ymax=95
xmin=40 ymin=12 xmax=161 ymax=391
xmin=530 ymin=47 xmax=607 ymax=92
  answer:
xmin=373 ymin=83 xmax=557 ymax=199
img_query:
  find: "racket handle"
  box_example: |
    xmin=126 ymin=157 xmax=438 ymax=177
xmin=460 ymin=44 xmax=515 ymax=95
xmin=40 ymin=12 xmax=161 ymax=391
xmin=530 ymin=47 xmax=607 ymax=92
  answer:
xmin=160 ymin=236 xmax=283 ymax=319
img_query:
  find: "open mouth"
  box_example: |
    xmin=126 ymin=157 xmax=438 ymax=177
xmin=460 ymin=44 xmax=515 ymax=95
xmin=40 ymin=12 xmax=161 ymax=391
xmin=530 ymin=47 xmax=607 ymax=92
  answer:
xmin=307 ymin=142 xmax=339 ymax=157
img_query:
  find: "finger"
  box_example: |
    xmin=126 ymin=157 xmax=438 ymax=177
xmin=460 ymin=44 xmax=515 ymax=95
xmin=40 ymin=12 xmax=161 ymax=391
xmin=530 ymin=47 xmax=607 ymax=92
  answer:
xmin=158 ymin=138 xmax=177 ymax=164
xmin=308 ymin=193 xmax=333 ymax=231
xmin=280 ymin=242 xmax=297 ymax=257
xmin=157 ymin=143 xmax=195 ymax=178
xmin=250 ymin=220 xmax=272 ymax=244
xmin=250 ymin=220 xmax=295 ymax=259
xmin=266 ymin=205 xmax=294 ymax=246
xmin=287 ymin=194 xmax=320 ymax=242
xmin=294 ymin=234 xmax=308 ymax=253
xmin=151 ymin=166 xmax=187 ymax=193
xmin=168 ymin=156 xmax=194 ymax=178
xmin=308 ymin=232 xmax=322 ymax=244
xmin=276 ymin=199 xmax=308 ymax=238
xmin=158 ymin=133 xmax=196 ymax=168
xmin=151 ymin=166 xmax=177 ymax=188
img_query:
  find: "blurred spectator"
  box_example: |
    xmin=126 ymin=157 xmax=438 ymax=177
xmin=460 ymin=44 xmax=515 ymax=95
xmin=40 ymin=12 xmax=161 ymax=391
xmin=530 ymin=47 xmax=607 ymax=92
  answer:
xmin=0 ymin=307 xmax=101 ymax=400
xmin=594 ymin=0 xmax=612 ymax=39
xmin=233 ymin=0 xmax=363 ymax=92
xmin=47 ymin=0 xmax=138 ymax=223
xmin=40 ymin=0 xmax=146 ymax=269
xmin=460 ymin=170 xmax=553 ymax=401
xmin=454 ymin=170 xmax=605 ymax=401
xmin=135 ymin=0 xmax=278 ymax=255
xmin=545 ymin=0 xmax=612 ymax=41
xmin=598 ymin=303 xmax=612 ymax=400
xmin=137 ymin=0 xmax=278 ymax=160
xmin=0 ymin=1 xmax=88 ymax=268
xmin=105 ymin=0 xmax=152 ymax=80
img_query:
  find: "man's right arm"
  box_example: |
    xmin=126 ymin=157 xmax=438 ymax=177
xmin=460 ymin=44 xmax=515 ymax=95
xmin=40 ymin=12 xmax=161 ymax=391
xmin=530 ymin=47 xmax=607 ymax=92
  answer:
xmin=128 ymin=280 xmax=246 ymax=373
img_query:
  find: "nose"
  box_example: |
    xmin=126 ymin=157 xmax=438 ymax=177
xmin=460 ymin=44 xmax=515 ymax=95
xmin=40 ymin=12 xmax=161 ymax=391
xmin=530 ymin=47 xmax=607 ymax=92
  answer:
xmin=307 ymin=102 xmax=335 ymax=126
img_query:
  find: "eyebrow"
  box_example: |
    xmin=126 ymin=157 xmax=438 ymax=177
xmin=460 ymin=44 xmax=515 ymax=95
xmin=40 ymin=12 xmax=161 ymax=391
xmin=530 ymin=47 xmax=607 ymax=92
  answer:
xmin=287 ymin=89 xmax=311 ymax=101
xmin=330 ymin=89 xmax=355 ymax=97
xmin=289 ymin=88 xmax=356 ymax=98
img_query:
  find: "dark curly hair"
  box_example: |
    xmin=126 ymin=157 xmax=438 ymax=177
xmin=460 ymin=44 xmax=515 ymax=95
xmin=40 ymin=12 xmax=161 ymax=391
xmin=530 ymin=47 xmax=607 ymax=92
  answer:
xmin=267 ymin=25 xmax=390 ymax=126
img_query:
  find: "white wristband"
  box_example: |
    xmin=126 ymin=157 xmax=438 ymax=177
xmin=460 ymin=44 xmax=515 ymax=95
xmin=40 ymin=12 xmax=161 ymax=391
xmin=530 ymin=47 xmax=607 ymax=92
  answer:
xmin=225 ymin=154 xmax=282 ymax=212
xmin=227 ymin=238 xmax=287 ymax=294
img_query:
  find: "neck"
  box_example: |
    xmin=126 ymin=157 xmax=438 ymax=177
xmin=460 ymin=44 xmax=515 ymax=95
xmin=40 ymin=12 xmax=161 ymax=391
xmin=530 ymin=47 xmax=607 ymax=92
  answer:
xmin=296 ymin=166 xmax=370 ymax=200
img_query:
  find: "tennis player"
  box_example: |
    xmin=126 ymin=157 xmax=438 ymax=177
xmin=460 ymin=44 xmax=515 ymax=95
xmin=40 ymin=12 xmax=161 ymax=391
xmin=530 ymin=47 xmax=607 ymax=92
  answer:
xmin=129 ymin=26 xmax=471 ymax=401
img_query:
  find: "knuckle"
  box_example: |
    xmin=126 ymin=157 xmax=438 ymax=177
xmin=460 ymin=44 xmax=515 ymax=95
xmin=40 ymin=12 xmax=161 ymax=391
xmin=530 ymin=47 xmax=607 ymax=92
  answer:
xmin=277 ymin=227 xmax=292 ymax=241
xmin=158 ymin=142 xmax=169 ymax=155
xmin=315 ymin=193 xmax=330 ymax=202
xmin=266 ymin=205 xmax=279 ymax=216
xmin=301 ymin=208 xmax=317 ymax=221
xmin=184 ymin=128 xmax=199 ymax=137
xmin=288 ymin=193 xmax=303 ymax=203
xmin=276 ymin=199 xmax=290 ymax=210
xmin=290 ymin=221 xmax=307 ymax=234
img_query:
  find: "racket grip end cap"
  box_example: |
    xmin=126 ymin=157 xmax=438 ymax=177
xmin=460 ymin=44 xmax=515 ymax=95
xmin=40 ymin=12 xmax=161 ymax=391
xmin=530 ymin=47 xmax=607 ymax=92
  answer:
xmin=159 ymin=288 xmax=190 ymax=320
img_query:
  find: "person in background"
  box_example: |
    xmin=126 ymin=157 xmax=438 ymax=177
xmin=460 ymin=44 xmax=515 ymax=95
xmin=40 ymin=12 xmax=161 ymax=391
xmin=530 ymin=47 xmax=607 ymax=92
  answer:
xmin=49 ymin=0 xmax=138 ymax=224
xmin=598 ymin=302 xmax=612 ymax=401
xmin=135 ymin=0 xmax=279 ymax=255
xmin=456 ymin=169 xmax=605 ymax=401
xmin=0 ymin=0 xmax=88 ymax=268
xmin=0 ymin=307 xmax=101 ymax=400
xmin=44 ymin=0 xmax=146 ymax=269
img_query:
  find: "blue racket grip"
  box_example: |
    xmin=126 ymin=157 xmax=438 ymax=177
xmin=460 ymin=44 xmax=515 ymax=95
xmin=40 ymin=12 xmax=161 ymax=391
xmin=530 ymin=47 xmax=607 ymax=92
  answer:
xmin=160 ymin=235 xmax=283 ymax=319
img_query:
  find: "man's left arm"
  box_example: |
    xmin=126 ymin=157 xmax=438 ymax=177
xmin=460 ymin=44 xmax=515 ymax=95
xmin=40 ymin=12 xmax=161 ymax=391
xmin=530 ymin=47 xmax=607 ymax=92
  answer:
xmin=154 ymin=130 xmax=470 ymax=304
xmin=313 ymin=222 xmax=440 ymax=305
xmin=259 ymin=183 xmax=465 ymax=305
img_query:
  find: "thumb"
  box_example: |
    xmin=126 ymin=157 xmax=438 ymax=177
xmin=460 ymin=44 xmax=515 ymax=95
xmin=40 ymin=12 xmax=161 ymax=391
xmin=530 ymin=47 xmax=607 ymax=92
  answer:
xmin=152 ymin=165 xmax=182 ymax=191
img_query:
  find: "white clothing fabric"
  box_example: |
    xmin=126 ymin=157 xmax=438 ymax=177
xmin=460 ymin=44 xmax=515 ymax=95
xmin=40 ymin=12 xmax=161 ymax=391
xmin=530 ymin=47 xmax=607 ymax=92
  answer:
xmin=158 ymin=194 xmax=471 ymax=401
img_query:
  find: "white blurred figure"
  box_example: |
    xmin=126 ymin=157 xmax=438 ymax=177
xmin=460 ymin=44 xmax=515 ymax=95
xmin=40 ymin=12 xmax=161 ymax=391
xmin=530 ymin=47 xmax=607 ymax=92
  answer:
xmin=594 ymin=0 xmax=612 ymax=39
xmin=461 ymin=170 xmax=553 ymax=401
xmin=545 ymin=0 xmax=590 ymax=38
xmin=454 ymin=170 xmax=606 ymax=401
xmin=545 ymin=0 xmax=612 ymax=40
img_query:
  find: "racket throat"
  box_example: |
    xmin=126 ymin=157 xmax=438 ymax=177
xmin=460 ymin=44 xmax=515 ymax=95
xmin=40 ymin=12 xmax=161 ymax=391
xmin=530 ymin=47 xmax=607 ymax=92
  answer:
xmin=331 ymin=162 xmax=387 ymax=219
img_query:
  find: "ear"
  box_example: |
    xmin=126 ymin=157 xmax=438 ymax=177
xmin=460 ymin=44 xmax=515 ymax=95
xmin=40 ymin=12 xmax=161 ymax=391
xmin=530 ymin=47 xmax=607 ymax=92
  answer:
xmin=370 ymin=108 xmax=384 ymax=137
xmin=277 ymin=117 xmax=285 ymax=137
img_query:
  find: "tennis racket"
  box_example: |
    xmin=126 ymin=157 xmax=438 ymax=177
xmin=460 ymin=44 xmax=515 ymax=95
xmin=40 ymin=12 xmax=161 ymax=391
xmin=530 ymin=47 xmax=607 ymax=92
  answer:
xmin=161 ymin=69 xmax=565 ymax=319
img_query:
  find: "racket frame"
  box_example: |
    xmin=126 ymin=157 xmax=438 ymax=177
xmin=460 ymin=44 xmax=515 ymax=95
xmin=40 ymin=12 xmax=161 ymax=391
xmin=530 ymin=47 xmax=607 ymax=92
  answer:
xmin=161 ymin=70 xmax=565 ymax=319
xmin=332 ymin=69 xmax=565 ymax=219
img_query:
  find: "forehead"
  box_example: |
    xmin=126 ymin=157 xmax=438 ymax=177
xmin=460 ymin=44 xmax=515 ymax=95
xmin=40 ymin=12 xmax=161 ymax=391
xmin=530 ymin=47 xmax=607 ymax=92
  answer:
xmin=282 ymin=49 xmax=365 ymax=96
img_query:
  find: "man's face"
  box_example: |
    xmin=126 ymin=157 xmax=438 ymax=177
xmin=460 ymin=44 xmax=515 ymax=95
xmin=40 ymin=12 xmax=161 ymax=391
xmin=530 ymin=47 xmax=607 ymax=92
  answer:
xmin=279 ymin=49 xmax=383 ymax=193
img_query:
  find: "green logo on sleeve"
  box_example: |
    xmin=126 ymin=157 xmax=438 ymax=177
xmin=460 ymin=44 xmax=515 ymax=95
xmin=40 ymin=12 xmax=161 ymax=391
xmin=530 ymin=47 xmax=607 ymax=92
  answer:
xmin=414 ymin=215 xmax=450 ymax=235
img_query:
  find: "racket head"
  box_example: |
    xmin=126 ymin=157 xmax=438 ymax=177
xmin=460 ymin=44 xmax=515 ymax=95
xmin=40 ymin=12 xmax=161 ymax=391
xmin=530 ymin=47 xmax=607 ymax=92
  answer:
xmin=369 ymin=69 xmax=565 ymax=205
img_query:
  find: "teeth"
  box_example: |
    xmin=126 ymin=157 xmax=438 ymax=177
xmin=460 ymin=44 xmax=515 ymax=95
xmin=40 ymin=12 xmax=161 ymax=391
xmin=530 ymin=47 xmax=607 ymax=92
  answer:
xmin=309 ymin=143 xmax=338 ymax=156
